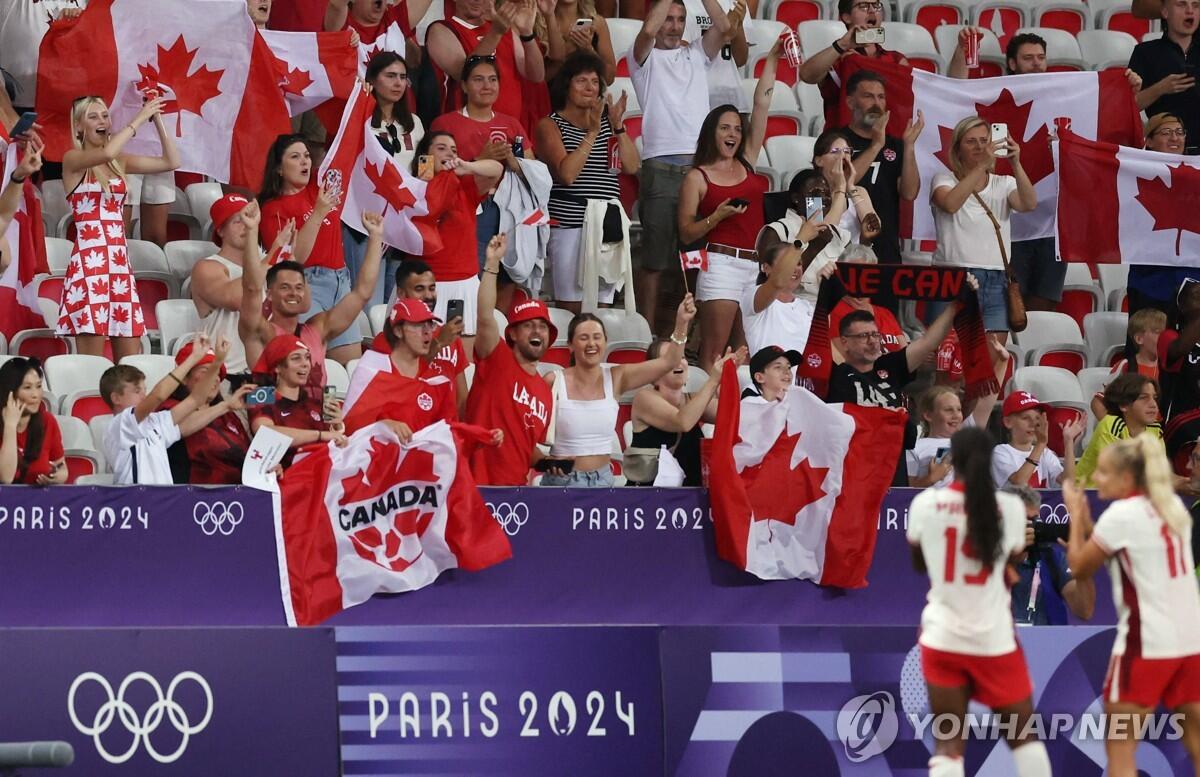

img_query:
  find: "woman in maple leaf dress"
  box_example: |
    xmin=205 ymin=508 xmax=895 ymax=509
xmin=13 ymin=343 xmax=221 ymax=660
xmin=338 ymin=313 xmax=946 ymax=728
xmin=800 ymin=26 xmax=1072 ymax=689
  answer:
xmin=58 ymin=95 xmax=180 ymax=359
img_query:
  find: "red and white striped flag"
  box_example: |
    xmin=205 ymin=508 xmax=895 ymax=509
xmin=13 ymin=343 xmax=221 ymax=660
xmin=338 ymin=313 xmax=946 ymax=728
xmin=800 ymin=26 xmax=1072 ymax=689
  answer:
xmin=260 ymin=29 xmax=358 ymax=117
xmin=276 ymin=420 xmax=511 ymax=626
xmin=708 ymin=362 xmax=905 ymax=588
xmin=1057 ymin=129 xmax=1200 ymax=264
xmin=319 ymin=84 xmax=442 ymax=254
xmin=35 ymin=0 xmax=292 ymax=190
xmin=680 ymin=248 xmax=709 ymax=271
xmin=0 ymin=137 xmax=49 ymax=339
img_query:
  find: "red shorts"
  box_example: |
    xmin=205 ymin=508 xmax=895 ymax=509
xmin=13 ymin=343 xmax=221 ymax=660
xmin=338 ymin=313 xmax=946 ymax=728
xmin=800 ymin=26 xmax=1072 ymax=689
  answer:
xmin=921 ymin=644 xmax=1033 ymax=709
xmin=1104 ymin=652 xmax=1200 ymax=709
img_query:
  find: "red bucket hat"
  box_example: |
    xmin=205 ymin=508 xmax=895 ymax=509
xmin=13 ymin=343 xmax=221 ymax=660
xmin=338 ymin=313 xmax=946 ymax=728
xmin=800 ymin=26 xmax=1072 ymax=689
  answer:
xmin=504 ymin=298 xmax=557 ymax=344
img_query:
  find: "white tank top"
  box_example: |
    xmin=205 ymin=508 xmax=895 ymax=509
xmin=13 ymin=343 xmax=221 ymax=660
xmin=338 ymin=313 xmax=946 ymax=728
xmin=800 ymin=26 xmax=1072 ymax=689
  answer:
xmin=549 ymin=366 xmax=619 ymax=457
xmin=195 ymin=254 xmax=248 ymax=374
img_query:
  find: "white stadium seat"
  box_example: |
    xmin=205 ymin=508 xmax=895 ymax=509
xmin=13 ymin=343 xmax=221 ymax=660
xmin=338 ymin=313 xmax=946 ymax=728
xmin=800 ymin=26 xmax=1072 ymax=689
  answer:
xmin=798 ymin=20 xmax=847 ymax=58
xmin=39 ymin=180 xmax=70 ymax=241
xmin=164 ymin=240 xmax=219 ymax=285
xmin=126 ymin=239 xmax=171 ymax=275
xmin=44 ymin=354 xmax=113 ymax=413
xmin=1078 ymin=366 xmax=1114 ymax=403
xmin=882 ymin=22 xmax=943 ymax=70
xmin=368 ymin=303 xmax=388 ymax=335
xmin=1096 ymin=263 xmax=1128 ymax=310
xmin=155 ymin=299 xmax=202 ymax=355
xmin=56 ymin=415 xmax=95 ymax=451
xmin=185 ymin=182 xmax=224 ymax=237
xmin=44 ymin=237 xmax=72 ymax=275
xmin=1013 ymin=311 xmax=1088 ymax=370
xmin=89 ymin=414 xmax=113 ymax=458
xmin=1077 ymin=29 xmax=1137 ymax=70
xmin=607 ymin=18 xmax=641 ymax=61
xmin=765 ymin=136 xmax=817 ymax=179
xmin=1010 ymin=366 xmax=1084 ymax=404
xmin=119 ymin=354 xmax=178 ymax=389
xmin=595 ymin=309 xmax=652 ymax=345
xmin=1083 ymin=311 xmax=1129 ymax=367
xmin=75 ymin=473 xmax=115 ymax=485
xmin=325 ymin=359 xmax=351 ymax=397
xmin=1015 ymin=26 xmax=1084 ymax=69
xmin=547 ymin=307 xmax=573 ymax=346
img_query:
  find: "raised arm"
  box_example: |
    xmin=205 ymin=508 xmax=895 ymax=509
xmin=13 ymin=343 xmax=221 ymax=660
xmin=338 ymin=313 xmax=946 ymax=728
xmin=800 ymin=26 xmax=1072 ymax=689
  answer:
xmin=62 ymin=97 xmax=167 ymax=176
xmin=0 ymin=140 xmax=41 ymax=227
xmin=633 ymin=0 xmax=673 ymax=65
xmin=178 ymin=384 xmax=254 ymax=437
xmin=427 ymin=11 xmax=509 ymax=84
xmin=291 ymin=185 xmax=340 ymax=265
xmin=613 ymin=295 xmax=697 ymax=395
xmin=1062 ymin=479 xmax=1108 ymax=580
xmin=122 ymin=102 xmax=182 ymax=175
xmin=931 ymin=164 xmax=988 ymax=215
xmin=237 ymin=203 xmax=271 ymax=354
xmin=899 ymin=110 xmax=924 ymax=200
xmin=323 ymin=0 xmax=349 ymax=31
xmin=134 ymin=334 xmax=211 ymax=423
xmin=700 ymin=0 xmax=737 ymax=60
xmin=633 ymin=348 xmax=742 ymax=433
xmin=905 ymin=290 xmax=962 ymax=371
xmin=509 ymin=0 xmax=546 ymax=83
xmin=743 ymin=38 xmax=780 ymax=165
xmin=316 ymin=212 xmax=384 ymax=340
xmin=168 ymin=338 xmax=232 ymax=425
xmin=0 ymin=397 xmax=23 ymax=484
xmin=799 ymin=24 xmax=858 ymax=84
xmin=1004 ymin=138 xmax=1037 ymax=213
xmin=475 ymin=233 xmax=507 ymax=359
xmin=945 ymin=26 xmax=980 ymax=79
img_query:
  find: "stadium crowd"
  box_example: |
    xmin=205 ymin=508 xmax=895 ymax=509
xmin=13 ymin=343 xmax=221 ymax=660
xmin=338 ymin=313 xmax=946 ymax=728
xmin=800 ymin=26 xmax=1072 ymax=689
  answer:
xmin=0 ymin=0 xmax=1194 ymax=494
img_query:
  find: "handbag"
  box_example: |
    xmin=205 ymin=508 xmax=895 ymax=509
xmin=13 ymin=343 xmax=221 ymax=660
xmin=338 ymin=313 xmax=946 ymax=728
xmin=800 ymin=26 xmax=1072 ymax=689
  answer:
xmin=971 ymin=191 xmax=1027 ymax=333
xmin=622 ymin=434 xmax=683 ymax=485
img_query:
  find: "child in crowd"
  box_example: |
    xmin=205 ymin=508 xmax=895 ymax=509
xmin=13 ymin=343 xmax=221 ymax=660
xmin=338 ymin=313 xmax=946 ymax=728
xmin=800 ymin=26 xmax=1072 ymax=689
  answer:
xmin=992 ymin=390 xmax=1083 ymax=489
xmin=1076 ymin=373 xmax=1163 ymax=487
xmin=1090 ymin=308 xmax=1166 ymax=420
xmin=99 ymin=335 xmax=231 ymax=485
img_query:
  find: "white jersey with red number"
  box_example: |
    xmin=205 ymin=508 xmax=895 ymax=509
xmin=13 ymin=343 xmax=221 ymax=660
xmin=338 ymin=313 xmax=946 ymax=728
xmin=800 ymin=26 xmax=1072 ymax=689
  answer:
xmin=1091 ymin=495 xmax=1200 ymax=659
xmin=907 ymin=484 xmax=1028 ymax=656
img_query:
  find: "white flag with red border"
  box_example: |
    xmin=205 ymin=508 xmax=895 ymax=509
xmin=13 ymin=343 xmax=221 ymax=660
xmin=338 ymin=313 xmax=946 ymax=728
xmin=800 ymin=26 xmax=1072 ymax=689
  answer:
xmin=680 ymin=248 xmax=709 ymax=271
xmin=0 ymin=136 xmax=50 ymax=339
xmin=260 ymin=29 xmax=358 ymax=117
xmin=275 ymin=420 xmax=511 ymax=626
xmin=1057 ymin=129 xmax=1200 ymax=265
xmin=708 ymin=363 xmax=905 ymax=587
xmin=319 ymin=83 xmax=442 ymax=254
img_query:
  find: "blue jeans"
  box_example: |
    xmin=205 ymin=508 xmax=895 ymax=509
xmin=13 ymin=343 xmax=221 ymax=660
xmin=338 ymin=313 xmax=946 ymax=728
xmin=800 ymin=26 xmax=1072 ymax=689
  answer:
xmin=927 ymin=268 xmax=1010 ymax=332
xmin=302 ymin=264 xmax=361 ymax=349
xmin=540 ymin=467 xmax=616 ymax=488
xmin=342 ymin=224 xmax=400 ymax=308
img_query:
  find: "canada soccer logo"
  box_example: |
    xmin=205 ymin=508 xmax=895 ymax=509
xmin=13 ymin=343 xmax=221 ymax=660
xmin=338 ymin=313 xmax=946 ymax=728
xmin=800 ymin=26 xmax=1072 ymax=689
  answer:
xmin=806 ymin=353 xmax=822 ymax=368
xmin=417 ymin=392 xmax=434 ymax=412
xmin=882 ymin=148 xmax=897 ymax=162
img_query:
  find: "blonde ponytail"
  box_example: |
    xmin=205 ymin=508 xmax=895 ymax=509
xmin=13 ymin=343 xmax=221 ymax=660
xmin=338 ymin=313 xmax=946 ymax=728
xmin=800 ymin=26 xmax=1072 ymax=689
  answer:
xmin=1136 ymin=434 xmax=1192 ymax=538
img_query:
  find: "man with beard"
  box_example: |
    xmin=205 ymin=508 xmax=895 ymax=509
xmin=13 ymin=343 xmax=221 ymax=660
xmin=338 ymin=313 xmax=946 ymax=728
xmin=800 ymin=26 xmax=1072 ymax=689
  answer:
xmin=1130 ymin=0 xmax=1199 ymax=154
xmin=467 ymin=234 xmax=556 ymax=485
xmin=239 ymin=203 xmax=384 ymax=390
xmin=836 ymin=70 xmax=923 ymax=266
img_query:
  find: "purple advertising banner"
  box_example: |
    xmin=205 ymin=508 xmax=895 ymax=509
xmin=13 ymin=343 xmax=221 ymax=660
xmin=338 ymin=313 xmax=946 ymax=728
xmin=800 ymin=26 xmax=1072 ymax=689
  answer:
xmin=660 ymin=625 xmax=1193 ymax=777
xmin=336 ymin=626 xmax=664 ymax=776
xmin=0 ymin=486 xmax=1114 ymax=627
xmin=0 ymin=627 xmax=340 ymax=775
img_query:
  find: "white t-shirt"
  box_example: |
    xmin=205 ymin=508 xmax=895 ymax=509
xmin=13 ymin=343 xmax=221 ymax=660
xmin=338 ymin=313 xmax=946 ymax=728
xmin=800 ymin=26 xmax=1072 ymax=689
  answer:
xmin=760 ymin=212 xmax=849 ymax=299
xmin=907 ymin=486 xmax=1027 ymax=655
xmin=681 ymin=0 xmax=750 ymax=112
xmin=629 ymin=37 xmax=713 ymax=160
xmin=931 ymin=172 xmax=1017 ymax=270
xmin=194 ymin=254 xmax=248 ymax=374
xmin=991 ymin=442 xmax=1063 ymax=489
xmin=908 ymin=418 xmax=978 ymax=486
xmin=1092 ymin=495 xmax=1200 ymax=658
xmin=0 ymin=1 xmax=83 ymax=107
xmin=739 ymin=283 xmax=816 ymax=355
xmin=103 ymin=407 xmax=181 ymax=485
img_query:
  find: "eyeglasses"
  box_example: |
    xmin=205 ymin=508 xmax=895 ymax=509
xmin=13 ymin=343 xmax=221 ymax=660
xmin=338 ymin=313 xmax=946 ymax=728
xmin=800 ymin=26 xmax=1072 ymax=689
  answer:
xmin=845 ymin=331 xmax=883 ymax=341
xmin=1153 ymin=128 xmax=1186 ymax=138
xmin=852 ymin=2 xmax=884 ymax=11
xmin=823 ymin=147 xmax=853 ymax=155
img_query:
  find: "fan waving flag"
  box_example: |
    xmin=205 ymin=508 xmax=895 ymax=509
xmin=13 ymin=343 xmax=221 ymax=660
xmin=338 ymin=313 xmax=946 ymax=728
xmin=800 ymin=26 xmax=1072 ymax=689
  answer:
xmin=260 ymin=29 xmax=358 ymax=117
xmin=275 ymin=420 xmax=512 ymax=626
xmin=1057 ymin=129 xmax=1200 ymax=265
xmin=319 ymin=84 xmax=441 ymax=254
xmin=680 ymin=248 xmax=709 ymax=271
xmin=35 ymin=0 xmax=291 ymax=189
xmin=0 ymin=137 xmax=50 ymax=339
xmin=708 ymin=362 xmax=905 ymax=588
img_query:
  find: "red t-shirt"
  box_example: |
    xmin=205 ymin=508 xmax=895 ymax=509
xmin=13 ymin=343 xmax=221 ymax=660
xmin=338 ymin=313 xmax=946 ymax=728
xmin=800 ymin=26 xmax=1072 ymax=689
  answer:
xmin=260 ymin=183 xmax=345 ymax=270
xmin=465 ymin=344 xmax=551 ymax=485
xmin=345 ymin=3 xmax=416 ymax=44
xmin=429 ymin=110 xmax=527 ymax=163
xmin=268 ymin=0 xmax=326 ymax=31
xmin=830 ymin=301 xmax=906 ymax=354
xmin=416 ymin=171 xmax=483 ymax=282
xmin=13 ymin=412 xmax=64 ymax=484
xmin=432 ymin=17 xmax=523 ymax=119
xmin=183 ymin=410 xmax=250 ymax=485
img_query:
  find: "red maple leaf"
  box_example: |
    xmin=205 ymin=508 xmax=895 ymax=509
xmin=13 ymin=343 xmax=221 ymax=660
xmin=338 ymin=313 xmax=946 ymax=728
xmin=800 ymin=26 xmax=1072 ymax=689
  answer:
xmin=339 ymin=441 xmax=436 ymax=504
xmin=89 ymin=278 xmax=109 ymax=297
xmin=111 ymin=306 xmax=129 ymax=324
xmin=933 ymin=89 xmax=1055 ymax=186
xmin=1135 ymin=163 xmax=1200 ymax=256
xmin=272 ymin=54 xmax=314 ymax=98
xmin=110 ymin=248 xmax=127 ymax=267
xmin=137 ymin=36 xmax=225 ymax=137
xmin=101 ymin=196 xmax=121 ymax=215
xmin=77 ymin=223 xmax=102 ymax=242
xmin=361 ymin=44 xmax=382 ymax=72
xmin=364 ymin=160 xmax=417 ymax=217
xmin=740 ymin=431 xmax=830 ymax=526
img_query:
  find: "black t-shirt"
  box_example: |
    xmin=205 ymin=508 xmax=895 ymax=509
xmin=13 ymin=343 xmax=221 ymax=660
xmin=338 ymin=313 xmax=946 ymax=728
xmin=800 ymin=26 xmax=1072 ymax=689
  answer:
xmin=827 ymin=348 xmax=912 ymax=409
xmin=842 ymin=128 xmax=905 ymax=265
xmin=1129 ymin=36 xmax=1200 ymax=154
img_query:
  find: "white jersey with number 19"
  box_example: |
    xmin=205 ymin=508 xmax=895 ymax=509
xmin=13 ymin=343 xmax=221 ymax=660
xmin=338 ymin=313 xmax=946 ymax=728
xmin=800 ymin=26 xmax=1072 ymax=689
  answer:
xmin=907 ymin=484 xmax=1028 ymax=656
xmin=1091 ymin=495 xmax=1200 ymax=659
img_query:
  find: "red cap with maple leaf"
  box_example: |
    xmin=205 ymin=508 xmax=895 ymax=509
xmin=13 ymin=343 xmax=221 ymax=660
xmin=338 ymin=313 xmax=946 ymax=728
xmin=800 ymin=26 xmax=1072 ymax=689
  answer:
xmin=175 ymin=341 xmax=227 ymax=379
xmin=210 ymin=194 xmax=250 ymax=243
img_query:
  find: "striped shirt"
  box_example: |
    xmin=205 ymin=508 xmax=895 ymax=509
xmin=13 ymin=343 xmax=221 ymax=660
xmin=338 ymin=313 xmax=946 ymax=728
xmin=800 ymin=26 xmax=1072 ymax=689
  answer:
xmin=547 ymin=112 xmax=621 ymax=230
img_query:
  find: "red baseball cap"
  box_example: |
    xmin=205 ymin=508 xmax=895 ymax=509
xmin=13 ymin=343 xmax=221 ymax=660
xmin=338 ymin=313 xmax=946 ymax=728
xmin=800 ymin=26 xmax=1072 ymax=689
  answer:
xmin=1002 ymin=390 xmax=1049 ymax=417
xmin=253 ymin=334 xmax=310 ymax=374
xmin=175 ymin=341 xmax=227 ymax=379
xmin=390 ymin=297 xmax=441 ymax=326
xmin=209 ymin=194 xmax=250 ymax=243
xmin=505 ymin=298 xmax=557 ymax=344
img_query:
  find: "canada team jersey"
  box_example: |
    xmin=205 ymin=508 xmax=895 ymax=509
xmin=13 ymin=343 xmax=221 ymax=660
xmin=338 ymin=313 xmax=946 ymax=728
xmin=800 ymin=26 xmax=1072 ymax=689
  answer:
xmin=465 ymin=345 xmax=551 ymax=485
xmin=907 ymin=485 xmax=1027 ymax=656
xmin=260 ymin=182 xmax=344 ymax=270
xmin=1091 ymin=495 xmax=1200 ymax=659
xmin=342 ymin=351 xmax=456 ymax=435
xmin=369 ymin=330 xmax=468 ymax=380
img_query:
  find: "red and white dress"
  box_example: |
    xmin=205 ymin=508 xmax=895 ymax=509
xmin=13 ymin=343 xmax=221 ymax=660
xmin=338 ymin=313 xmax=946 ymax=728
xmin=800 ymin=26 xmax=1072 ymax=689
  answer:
xmin=1092 ymin=495 xmax=1200 ymax=709
xmin=907 ymin=483 xmax=1033 ymax=708
xmin=56 ymin=173 xmax=145 ymax=338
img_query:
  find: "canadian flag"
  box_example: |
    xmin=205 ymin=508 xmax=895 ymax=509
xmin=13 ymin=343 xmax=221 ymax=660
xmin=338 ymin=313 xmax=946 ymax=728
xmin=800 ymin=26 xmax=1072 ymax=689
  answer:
xmin=708 ymin=362 xmax=905 ymax=587
xmin=829 ymin=57 xmax=1142 ymax=241
xmin=356 ymin=21 xmax=407 ymax=76
xmin=521 ymin=208 xmax=551 ymax=227
xmin=276 ymin=421 xmax=512 ymax=626
xmin=319 ymin=83 xmax=442 ymax=254
xmin=0 ymin=137 xmax=50 ymax=339
xmin=1057 ymin=129 xmax=1200 ymax=265
xmin=35 ymin=0 xmax=292 ymax=189
xmin=260 ymin=29 xmax=359 ymax=117
xmin=680 ymin=248 xmax=709 ymax=272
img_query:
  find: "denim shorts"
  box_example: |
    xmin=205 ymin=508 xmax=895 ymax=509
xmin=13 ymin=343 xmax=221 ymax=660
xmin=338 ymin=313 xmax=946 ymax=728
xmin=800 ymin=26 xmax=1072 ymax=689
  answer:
xmin=927 ymin=267 xmax=1010 ymax=332
xmin=540 ymin=467 xmax=616 ymax=488
xmin=302 ymin=264 xmax=362 ymax=349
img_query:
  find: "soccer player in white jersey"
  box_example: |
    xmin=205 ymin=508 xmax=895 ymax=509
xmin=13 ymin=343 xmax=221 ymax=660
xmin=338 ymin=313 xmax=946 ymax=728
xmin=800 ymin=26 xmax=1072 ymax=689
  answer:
xmin=907 ymin=427 xmax=1052 ymax=777
xmin=1064 ymin=434 xmax=1200 ymax=776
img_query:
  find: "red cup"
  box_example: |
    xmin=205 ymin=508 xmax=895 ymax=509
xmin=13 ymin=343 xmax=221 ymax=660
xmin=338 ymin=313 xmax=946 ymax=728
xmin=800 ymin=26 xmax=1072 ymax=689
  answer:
xmin=964 ymin=30 xmax=981 ymax=69
xmin=780 ymin=30 xmax=802 ymax=69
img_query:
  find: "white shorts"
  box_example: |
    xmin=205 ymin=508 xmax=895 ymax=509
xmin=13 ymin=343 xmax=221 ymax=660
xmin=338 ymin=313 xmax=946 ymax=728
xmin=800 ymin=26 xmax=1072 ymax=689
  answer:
xmin=548 ymin=227 xmax=616 ymax=304
xmin=695 ymin=250 xmax=759 ymax=303
xmin=125 ymin=171 xmax=176 ymax=207
xmin=431 ymin=275 xmax=481 ymax=336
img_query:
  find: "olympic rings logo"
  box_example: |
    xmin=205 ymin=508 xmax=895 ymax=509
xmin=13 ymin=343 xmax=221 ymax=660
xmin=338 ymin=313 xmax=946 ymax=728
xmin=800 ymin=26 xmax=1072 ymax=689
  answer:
xmin=67 ymin=671 xmax=213 ymax=764
xmin=487 ymin=502 xmax=529 ymax=536
xmin=193 ymin=501 xmax=244 ymax=536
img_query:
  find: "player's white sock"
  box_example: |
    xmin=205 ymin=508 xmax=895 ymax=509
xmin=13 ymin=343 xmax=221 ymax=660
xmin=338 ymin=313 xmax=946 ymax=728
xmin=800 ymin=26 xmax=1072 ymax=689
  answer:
xmin=1011 ymin=741 xmax=1051 ymax=777
xmin=928 ymin=754 xmax=965 ymax=777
